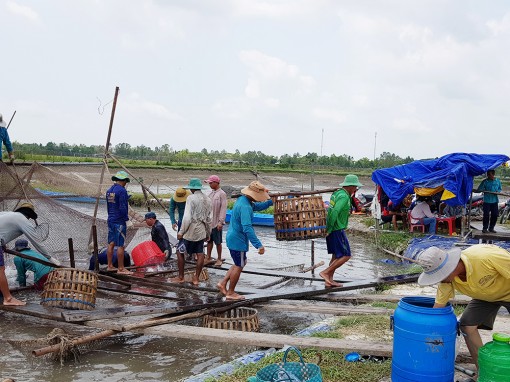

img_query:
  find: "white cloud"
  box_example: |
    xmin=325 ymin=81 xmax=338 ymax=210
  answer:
xmin=313 ymin=107 xmax=346 ymax=124
xmin=392 ymin=118 xmax=430 ymax=133
xmin=6 ymin=1 xmax=40 ymax=22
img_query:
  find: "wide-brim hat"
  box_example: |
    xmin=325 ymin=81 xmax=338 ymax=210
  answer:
xmin=241 ymin=181 xmax=270 ymax=202
xmin=14 ymin=202 xmax=38 ymax=220
xmin=112 ymin=170 xmax=130 ymax=182
xmin=339 ymin=174 xmax=363 ymax=187
xmin=417 ymin=246 xmax=462 ymax=286
xmin=173 ymin=187 xmax=191 ymax=202
xmin=14 ymin=238 xmax=30 ymax=251
xmin=184 ymin=178 xmax=204 ymax=190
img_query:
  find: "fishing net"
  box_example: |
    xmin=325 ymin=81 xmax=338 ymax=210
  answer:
xmin=0 ymin=161 xmax=166 ymax=262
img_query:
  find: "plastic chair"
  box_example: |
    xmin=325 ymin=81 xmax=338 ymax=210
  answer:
xmin=408 ymin=211 xmax=425 ymax=233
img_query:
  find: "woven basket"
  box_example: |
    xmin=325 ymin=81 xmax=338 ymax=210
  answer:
xmin=40 ymin=268 xmax=98 ymax=310
xmin=273 ymin=195 xmax=327 ymax=241
xmin=202 ymin=307 xmax=259 ymax=332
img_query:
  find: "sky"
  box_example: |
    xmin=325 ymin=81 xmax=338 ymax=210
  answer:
xmin=2 ymin=0 xmax=510 ymax=160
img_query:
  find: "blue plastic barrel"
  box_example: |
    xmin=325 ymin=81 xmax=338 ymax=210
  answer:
xmin=391 ymin=296 xmax=458 ymax=382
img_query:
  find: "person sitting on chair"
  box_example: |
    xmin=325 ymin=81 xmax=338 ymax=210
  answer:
xmin=410 ymin=196 xmax=437 ymax=233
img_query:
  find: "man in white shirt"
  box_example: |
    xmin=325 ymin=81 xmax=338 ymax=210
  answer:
xmin=410 ymin=196 xmax=437 ymax=233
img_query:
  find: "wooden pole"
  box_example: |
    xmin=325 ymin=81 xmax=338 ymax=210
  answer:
xmin=92 ymin=225 xmax=99 ymax=272
xmin=6 ymin=110 xmax=16 ymax=130
xmin=311 ymin=240 xmax=315 ymax=276
xmin=269 ymin=187 xmax=338 ymax=198
xmin=68 ymin=238 xmax=75 ymax=268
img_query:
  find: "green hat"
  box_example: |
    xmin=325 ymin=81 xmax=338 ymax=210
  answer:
xmin=112 ymin=170 xmax=130 ymax=182
xmin=184 ymin=178 xmax=204 ymax=190
xmin=339 ymin=174 xmax=363 ymax=187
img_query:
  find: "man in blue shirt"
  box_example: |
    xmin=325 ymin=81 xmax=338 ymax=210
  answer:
xmin=0 ymin=113 xmax=14 ymax=162
xmin=217 ymin=181 xmax=272 ymax=300
xmin=106 ymin=171 xmax=132 ymax=274
xmin=476 ymin=169 xmax=502 ymax=233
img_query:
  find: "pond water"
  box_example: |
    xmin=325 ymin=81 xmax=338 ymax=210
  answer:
xmin=0 ymin=203 xmax=406 ymax=382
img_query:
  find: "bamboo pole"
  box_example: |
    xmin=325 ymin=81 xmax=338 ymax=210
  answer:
xmin=268 ymin=187 xmax=338 ymax=198
xmin=259 ymin=261 xmax=325 ymax=289
xmin=32 ymin=300 xmax=252 ymax=357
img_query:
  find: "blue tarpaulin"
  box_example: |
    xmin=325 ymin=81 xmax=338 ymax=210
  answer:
xmin=371 ymin=153 xmax=509 ymax=206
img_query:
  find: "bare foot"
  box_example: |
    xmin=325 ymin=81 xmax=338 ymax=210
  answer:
xmin=191 ymin=274 xmax=199 ymax=286
xmin=214 ymin=259 xmax=224 ymax=267
xmin=117 ymin=269 xmax=133 ymax=275
xmin=319 ymin=271 xmax=342 ymax=287
xmin=217 ymin=282 xmax=227 ymax=296
xmin=3 ymin=296 xmax=26 ymax=306
xmin=107 ymin=267 xmax=117 ymax=272
xmin=205 ymin=258 xmax=216 ymax=265
xmin=170 ymin=277 xmax=185 ymax=284
xmin=226 ymin=293 xmax=245 ymax=301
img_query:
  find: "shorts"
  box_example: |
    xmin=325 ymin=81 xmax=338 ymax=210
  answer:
xmin=0 ymin=246 xmax=4 ymax=267
xmin=229 ymin=249 xmax=247 ymax=267
xmin=208 ymin=227 xmax=223 ymax=245
xmin=326 ymin=230 xmax=351 ymax=258
xmin=459 ymin=299 xmax=510 ymax=330
xmin=108 ymin=222 xmax=127 ymax=247
xmin=184 ymin=239 xmax=205 ymax=255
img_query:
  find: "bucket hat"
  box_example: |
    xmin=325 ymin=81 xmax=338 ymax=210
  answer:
xmin=0 ymin=113 xmax=6 ymax=128
xmin=144 ymin=212 xmax=156 ymax=219
xmin=184 ymin=178 xmax=204 ymax=190
xmin=339 ymin=174 xmax=363 ymax=187
xmin=205 ymin=175 xmax=221 ymax=184
xmin=112 ymin=170 xmax=130 ymax=182
xmin=173 ymin=187 xmax=191 ymax=202
xmin=241 ymin=181 xmax=270 ymax=202
xmin=14 ymin=239 xmax=30 ymax=251
xmin=417 ymin=246 xmax=462 ymax=286
xmin=14 ymin=201 xmax=38 ymax=220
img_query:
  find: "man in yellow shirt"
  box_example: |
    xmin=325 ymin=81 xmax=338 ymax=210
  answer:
xmin=417 ymin=244 xmax=510 ymax=369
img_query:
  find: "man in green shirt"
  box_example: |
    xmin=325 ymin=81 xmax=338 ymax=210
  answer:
xmin=320 ymin=174 xmax=362 ymax=287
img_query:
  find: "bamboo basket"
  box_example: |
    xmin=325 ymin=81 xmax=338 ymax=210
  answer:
xmin=202 ymin=307 xmax=259 ymax=332
xmin=273 ymin=195 xmax=327 ymax=241
xmin=40 ymin=268 xmax=98 ymax=310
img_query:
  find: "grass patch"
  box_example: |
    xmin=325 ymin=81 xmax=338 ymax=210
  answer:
xmin=374 ymin=232 xmax=412 ymax=254
xmin=210 ymin=349 xmax=391 ymax=382
xmin=370 ymin=302 xmax=397 ymax=310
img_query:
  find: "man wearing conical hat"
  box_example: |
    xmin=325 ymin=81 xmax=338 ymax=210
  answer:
xmin=320 ymin=174 xmax=363 ymax=288
xmin=217 ymin=180 xmax=272 ymax=300
xmin=106 ymin=171 xmax=132 ymax=275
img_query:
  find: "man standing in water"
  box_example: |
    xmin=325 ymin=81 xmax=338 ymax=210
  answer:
xmin=106 ymin=171 xmax=132 ymax=274
xmin=320 ymin=174 xmax=363 ymax=287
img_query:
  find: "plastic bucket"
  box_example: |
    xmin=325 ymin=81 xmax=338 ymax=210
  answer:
xmin=131 ymin=241 xmax=165 ymax=267
xmin=391 ymin=296 xmax=458 ymax=382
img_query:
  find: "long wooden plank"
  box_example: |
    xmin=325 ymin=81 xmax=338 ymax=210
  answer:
xmin=259 ymin=302 xmax=393 ymax=315
xmin=310 ymin=294 xmax=472 ymax=305
xmin=0 ymin=303 xmax=66 ymax=321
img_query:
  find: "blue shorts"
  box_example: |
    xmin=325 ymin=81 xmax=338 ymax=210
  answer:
xmin=0 ymin=246 xmax=4 ymax=267
xmin=326 ymin=230 xmax=351 ymax=258
xmin=184 ymin=240 xmax=205 ymax=255
xmin=108 ymin=222 xmax=127 ymax=247
xmin=208 ymin=227 xmax=223 ymax=245
xmin=229 ymin=249 xmax=247 ymax=267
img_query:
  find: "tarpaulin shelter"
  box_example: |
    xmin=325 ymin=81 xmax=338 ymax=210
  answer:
xmin=371 ymin=153 xmax=509 ymax=207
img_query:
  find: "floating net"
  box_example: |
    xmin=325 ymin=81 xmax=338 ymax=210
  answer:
xmin=0 ymin=161 xmax=167 ymax=263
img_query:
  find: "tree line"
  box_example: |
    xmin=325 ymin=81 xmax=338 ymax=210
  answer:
xmin=12 ymin=141 xmax=416 ymax=169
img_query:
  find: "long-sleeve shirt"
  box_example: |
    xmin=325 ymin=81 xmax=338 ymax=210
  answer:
xmin=0 ymin=211 xmax=49 ymax=256
xmin=326 ymin=188 xmax=351 ymax=233
xmin=106 ymin=183 xmax=129 ymax=224
xmin=151 ymin=220 xmax=171 ymax=252
xmin=14 ymin=249 xmax=55 ymax=286
xmin=410 ymin=201 xmax=435 ymax=224
xmin=169 ymin=199 xmax=186 ymax=225
xmin=435 ymin=244 xmax=510 ymax=305
xmin=178 ymin=190 xmax=212 ymax=242
xmin=0 ymin=127 xmax=13 ymax=158
xmin=226 ymin=195 xmax=273 ymax=252
xmin=208 ymin=188 xmax=227 ymax=228
xmin=476 ymin=178 xmax=502 ymax=204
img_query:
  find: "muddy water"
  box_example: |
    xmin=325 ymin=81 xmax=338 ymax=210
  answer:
xmin=0 ymin=202 xmax=405 ymax=381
